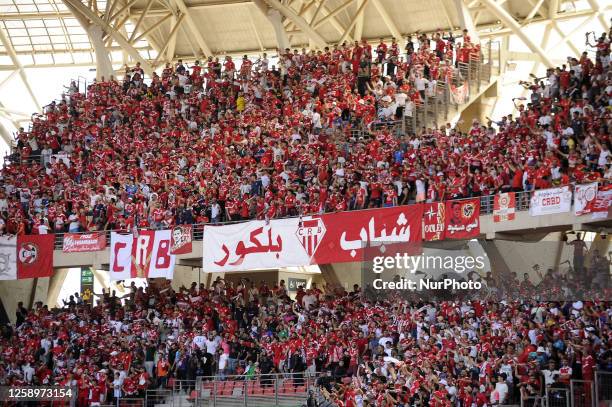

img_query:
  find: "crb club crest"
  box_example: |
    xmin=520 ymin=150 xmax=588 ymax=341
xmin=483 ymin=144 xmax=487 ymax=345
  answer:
xmin=18 ymin=243 xmax=39 ymax=265
xmin=296 ymin=218 xmax=326 ymax=258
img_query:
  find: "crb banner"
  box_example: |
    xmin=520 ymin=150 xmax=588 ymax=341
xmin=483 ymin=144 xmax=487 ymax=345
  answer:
xmin=530 ymin=186 xmax=572 ymax=216
xmin=445 ymin=199 xmax=480 ymax=239
xmin=170 ymin=225 xmax=193 ymax=255
xmin=110 ymin=230 xmax=175 ymax=280
xmin=202 ymin=205 xmax=424 ymax=272
xmin=592 ymin=184 xmax=611 ymax=220
xmin=494 ymin=192 xmax=516 ymax=222
xmin=62 ymin=233 xmax=106 ymax=253
xmin=423 ymin=202 xmax=446 ymax=241
xmin=574 ymin=183 xmax=598 ymax=216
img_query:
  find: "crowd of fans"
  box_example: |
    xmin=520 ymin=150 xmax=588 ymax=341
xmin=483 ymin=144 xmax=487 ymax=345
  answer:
xmin=0 ymin=270 xmax=610 ymax=406
xmin=0 ymin=24 xmax=610 ymax=407
xmin=1 ymin=26 xmax=609 ymax=236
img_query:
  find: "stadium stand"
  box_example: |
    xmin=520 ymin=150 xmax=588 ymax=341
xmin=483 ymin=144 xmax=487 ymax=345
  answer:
xmin=0 ymin=22 xmax=610 ymax=407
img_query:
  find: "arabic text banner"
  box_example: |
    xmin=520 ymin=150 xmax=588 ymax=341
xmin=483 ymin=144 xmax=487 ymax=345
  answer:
xmin=202 ymin=205 xmax=424 ymax=272
xmin=530 ymin=186 xmax=572 ymax=216
xmin=203 ymin=218 xmax=311 ymax=272
xmin=63 ymin=233 xmax=106 ymax=253
xmin=444 ymin=199 xmax=480 ymax=239
xmin=109 ymin=230 xmax=176 ymax=280
xmin=313 ymin=205 xmax=423 ymax=264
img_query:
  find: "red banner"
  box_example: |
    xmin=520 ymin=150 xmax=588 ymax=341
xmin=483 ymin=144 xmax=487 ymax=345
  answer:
xmin=17 ymin=234 xmax=54 ymax=279
xmin=592 ymin=184 xmax=612 ymax=219
xmin=170 ymin=225 xmax=193 ymax=255
xmin=423 ymin=202 xmax=446 ymax=241
xmin=494 ymin=193 xmax=516 ymax=222
xmin=62 ymin=233 xmax=106 ymax=253
xmin=444 ymin=199 xmax=481 ymax=239
xmin=313 ymin=204 xmax=424 ymax=264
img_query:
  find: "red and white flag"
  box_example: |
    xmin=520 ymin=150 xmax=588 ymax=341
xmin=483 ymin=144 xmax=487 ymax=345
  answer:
xmin=493 ymin=192 xmax=516 ymax=222
xmin=109 ymin=230 xmax=176 ymax=281
xmin=574 ymin=183 xmax=598 ymax=216
xmin=591 ymin=184 xmax=611 ymax=219
xmin=17 ymin=235 xmax=54 ymax=279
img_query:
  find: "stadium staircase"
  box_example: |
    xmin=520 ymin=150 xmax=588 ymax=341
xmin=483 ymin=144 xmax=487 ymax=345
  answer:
xmin=404 ymin=40 xmax=501 ymax=134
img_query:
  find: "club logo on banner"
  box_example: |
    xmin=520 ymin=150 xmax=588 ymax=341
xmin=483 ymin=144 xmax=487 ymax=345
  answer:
xmin=530 ymin=186 xmax=572 ymax=216
xmin=110 ymin=230 xmax=175 ymax=280
xmin=574 ymin=183 xmax=598 ymax=216
xmin=296 ymin=218 xmax=326 ymax=257
xmin=203 ymin=205 xmax=424 ymax=272
xmin=445 ymin=199 xmax=480 ymax=239
xmin=494 ymin=192 xmax=516 ymax=222
xmin=423 ymin=202 xmax=446 ymax=241
xmin=62 ymin=233 xmax=106 ymax=253
xmin=170 ymin=225 xmax=193 ymax=255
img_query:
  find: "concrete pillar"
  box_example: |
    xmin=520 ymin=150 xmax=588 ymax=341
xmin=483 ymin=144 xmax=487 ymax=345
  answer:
xmin=267 ymin=8 xmax=290 ymax=51
xmin=46 ymin=268 xmax=69 ymax=309
xmin=87 ymin=24 xmax=114 ymax=80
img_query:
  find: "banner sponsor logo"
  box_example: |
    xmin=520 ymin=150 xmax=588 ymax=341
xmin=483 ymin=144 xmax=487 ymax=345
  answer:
xmin=170 ymin=225 xmax=193 ymax=255
xmin=574 ymin=183 xmax=598 ymax=216
xmin=62 ymin=233 xmax=106 ymax=253
xmin=530 ymin=186 xmax=572 ymax=216
xmin=494 ymin=192 xmax=516 ymax=222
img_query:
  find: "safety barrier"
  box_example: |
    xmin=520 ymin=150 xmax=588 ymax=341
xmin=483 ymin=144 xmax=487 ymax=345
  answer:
xmin=570 ymin=379 xmax=595 ymax=407
xmin=42 ymin=183 xmax=611 ymax=250
xmin=547 ymin=387 xmax=570 ymax=407
xmin=595 ymin=371 xmax=612 ymax=407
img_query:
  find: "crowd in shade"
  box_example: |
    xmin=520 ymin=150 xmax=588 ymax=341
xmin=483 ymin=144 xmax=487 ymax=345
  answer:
xmin=0 ymin=273 xmax=610 ymax=406
xmin=0 ymin=26 xmax=609 ymax=237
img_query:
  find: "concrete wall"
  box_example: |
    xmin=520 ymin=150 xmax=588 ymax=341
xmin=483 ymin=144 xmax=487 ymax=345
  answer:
xmin=0 ymin=277 xmax=49 ymax=323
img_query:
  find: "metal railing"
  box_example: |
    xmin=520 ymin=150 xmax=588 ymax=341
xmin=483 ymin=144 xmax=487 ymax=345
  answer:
xmin=595 ymin=371 xmax=612 ymax=407
xmin=43 ymin=184 xmax=611 ymax=250
xmin=547 ymin=387 xmax=570 ymax=407
xmin=570 ymin=379 xmax=595 ymax=407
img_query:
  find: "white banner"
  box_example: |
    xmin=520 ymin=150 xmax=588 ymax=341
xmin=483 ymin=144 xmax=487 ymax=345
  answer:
xmin=148 ymin=229 xmax=175 ymax=279
xmin=110 ymin=231 xmax=176 ymax=280
xmin=109 ymin=232 xmax=133 ymax=281
xmin=529 ymin=186 xmax=572 ymax=216
xmin=574 ymin=183 xmax=598 ymax=216
xmin=0 ymin=236 xmax=17 ymax=280
xmin=203 ymin=218 xmax=312 ymax=272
